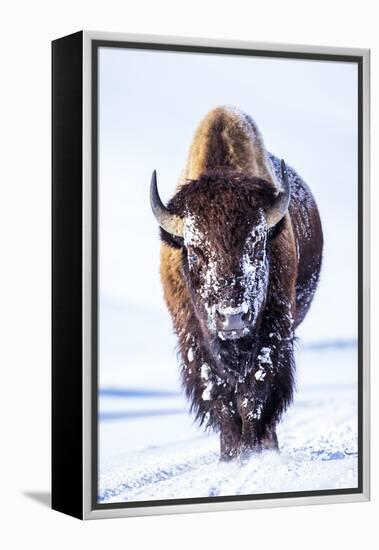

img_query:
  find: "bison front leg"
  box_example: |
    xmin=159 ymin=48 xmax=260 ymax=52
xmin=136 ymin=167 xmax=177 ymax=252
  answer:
xmin=235 ymin=391 xmax=267 ymax=456
xmin=261 ymin=424 xmax=279 ymax=451
xmin=238 ymin=419 xmax=278 ymax=460
xmin=213 ymin=403 xmax=242 ymax=461
xmin=219 ymin=419 xmax=242 ymax=461
xmin=238 ymin=415 xmax=278 ymax=458
xmin=238 ymin=414 xmax=262 ymax=458
xmin=238 ymin=337 xmax=295 ymax=457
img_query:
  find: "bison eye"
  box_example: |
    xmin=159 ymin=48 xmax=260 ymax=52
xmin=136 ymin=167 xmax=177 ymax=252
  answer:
xmin=188 ymin=252 xmax=199 ymax=265
xmin=255 ymin=250 xmax=265 ymax=260
xmin=187 ymin=246 xmax=204 ymax=268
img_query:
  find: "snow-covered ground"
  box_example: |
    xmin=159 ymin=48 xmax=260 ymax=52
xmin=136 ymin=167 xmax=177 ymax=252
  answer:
xmin=98 ymin=343 xmax=358 ymax=504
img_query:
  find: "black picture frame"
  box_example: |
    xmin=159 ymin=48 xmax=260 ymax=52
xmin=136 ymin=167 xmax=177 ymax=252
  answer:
xmin=52 ymin=30 xmax=370 ymax=520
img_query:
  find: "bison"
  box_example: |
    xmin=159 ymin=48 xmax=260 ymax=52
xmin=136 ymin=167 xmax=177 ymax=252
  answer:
xmin=150 ymin=106 xmax=323 ymax=461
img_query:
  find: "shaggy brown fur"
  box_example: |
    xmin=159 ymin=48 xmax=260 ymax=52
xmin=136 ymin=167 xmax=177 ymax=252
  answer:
xmin=158 ymin=106 xmax=323 ymax=460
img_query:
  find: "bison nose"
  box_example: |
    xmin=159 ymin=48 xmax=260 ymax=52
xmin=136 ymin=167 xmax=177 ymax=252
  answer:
xmin=215 ymin=308 xmax=251 ymax=331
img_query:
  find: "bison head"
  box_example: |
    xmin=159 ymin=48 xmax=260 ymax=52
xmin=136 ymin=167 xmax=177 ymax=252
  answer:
xmin=151 ymin=162 xmax=290 ymax=343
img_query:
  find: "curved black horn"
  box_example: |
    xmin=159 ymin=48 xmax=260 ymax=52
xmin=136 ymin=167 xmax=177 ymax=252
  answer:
xmin=265 ymin=159 xmax=291 ymax=228
xmin=150 ymin=170 xmax=184 ymax=237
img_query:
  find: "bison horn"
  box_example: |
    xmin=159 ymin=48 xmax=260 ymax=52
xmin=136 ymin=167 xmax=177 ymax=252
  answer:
xmin=150 ymin=170 xmax=184 ymax=238
xmin=265 ymin=159 xmax=291 ymax=228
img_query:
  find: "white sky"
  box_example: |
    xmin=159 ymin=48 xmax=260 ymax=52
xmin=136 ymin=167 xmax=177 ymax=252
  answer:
xmin=98 ymin=46 xmax=358 ymax=345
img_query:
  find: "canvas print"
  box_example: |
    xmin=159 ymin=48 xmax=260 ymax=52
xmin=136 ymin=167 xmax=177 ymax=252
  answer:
xmin=97 ymin=46 xmax=358 ymax=504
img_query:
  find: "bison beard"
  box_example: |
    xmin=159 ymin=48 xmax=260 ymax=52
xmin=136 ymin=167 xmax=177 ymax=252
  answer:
xmin=151 ymin=106 xmax=323 ymax=461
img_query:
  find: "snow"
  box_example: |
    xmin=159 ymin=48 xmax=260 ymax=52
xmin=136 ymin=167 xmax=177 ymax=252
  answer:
xmin=200 ymin=363 xmax=211 ymax=380
xmin=257 ymin=347 xmax=272 ymax=365
xmin=240 ymin=217 xmax=269 ymax=327
xmin=201 ymin=383 xmax=213 ymax=401
xmin=219 ymin=303 xmax=250 ymax=315
xmin=98 ymin=344 xmax=358 ymax=504
xmin=254 ymin=369 xmax=266 ymax=381
xmin=183 ymin=214 xmax=204 ymax=249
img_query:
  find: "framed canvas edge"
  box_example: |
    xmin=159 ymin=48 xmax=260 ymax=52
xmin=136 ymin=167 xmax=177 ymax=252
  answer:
xmin=81 ymin=30 xmax=370 ymax=520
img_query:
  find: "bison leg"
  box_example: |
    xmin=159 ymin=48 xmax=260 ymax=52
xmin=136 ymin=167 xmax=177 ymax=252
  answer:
xmin=219 ymin=417 xmax=242 ymax=461
xmin=238 ymin=417 xmax=278 ymax=457
xmin=238 ymin=421 xmax=261 ymax=458
xmin=261 ymin=424 xmax=279 ymax=451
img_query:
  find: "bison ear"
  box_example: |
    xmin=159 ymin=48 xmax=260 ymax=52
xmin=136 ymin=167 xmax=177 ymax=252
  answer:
xmin=265 ymin=159 xmax=291 ymax=228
